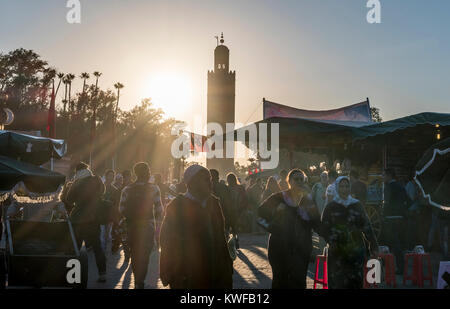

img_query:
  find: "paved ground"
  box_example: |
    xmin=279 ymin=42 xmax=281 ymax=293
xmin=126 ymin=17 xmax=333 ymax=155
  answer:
xmin=87 ymin=233 xmax=444 ymax=289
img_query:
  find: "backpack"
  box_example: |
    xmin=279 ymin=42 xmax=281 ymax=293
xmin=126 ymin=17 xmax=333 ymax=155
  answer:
xmin=123 ymin=183 xmax=156 ymax=222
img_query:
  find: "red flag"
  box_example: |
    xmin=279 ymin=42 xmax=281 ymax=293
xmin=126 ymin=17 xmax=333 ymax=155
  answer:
xmin=189 ymin=132 xmax=210 ymax=153
xmin=47 ymin=85 xmax=56 ymax=138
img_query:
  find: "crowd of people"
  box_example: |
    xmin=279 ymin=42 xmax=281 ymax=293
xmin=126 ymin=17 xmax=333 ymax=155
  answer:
xmin=33 ymin=161 xmax=448 ymax=289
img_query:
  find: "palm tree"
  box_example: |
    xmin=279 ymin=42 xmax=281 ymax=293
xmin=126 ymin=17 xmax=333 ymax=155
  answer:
xmin=66 ymin=73 xmax=76 ymax=112
xmin=93 ymin=72 xmax=102 ymax=94
xmin=56 ymin=73 xmax=65 ymax=96
xmin=90 ymin=71 xmax=102 ymax=168
xmin=62 ymin=75 xmax=69 ymax=113
xmin=112 ymin=82 xmax=124 ymax=170
xmin=79 ymin=72 xmax=90 ymax=113
xmin=80 ymin=72 xmax=90 ymax=93
xmin=65 ymin=73 xmax=75 ymax=139
xmin=114 ymin=82 xmax=124 ymax=116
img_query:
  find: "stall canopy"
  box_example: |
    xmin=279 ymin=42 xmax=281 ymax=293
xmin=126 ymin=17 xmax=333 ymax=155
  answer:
xmin=0 ymin=155 xmax=66 ymax=193
xmin=0 ymin=130 xmax=67 ymax=165
xmin=233 ymin=112 xmax=450 ymax=150
xmin=414 ymin=137 xmax=450 ymax=212
xmin=350 ymin=112 xmax=450 ymax=141
xmin=263 ymin=99 xmax=373 ymax=127
xmin=233 ymin=116 xmax=353 ymax=151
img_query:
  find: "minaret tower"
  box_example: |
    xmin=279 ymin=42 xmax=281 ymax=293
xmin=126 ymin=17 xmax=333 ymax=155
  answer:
xmin=207 ymin=33 xmax=236 ymax=175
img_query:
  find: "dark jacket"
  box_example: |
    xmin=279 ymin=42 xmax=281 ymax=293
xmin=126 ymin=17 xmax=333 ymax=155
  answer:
xmin=383 ymin=180 xmax=410 ymax=217
xmin=159 ymin=194 xmax=233 ymax=289
xmin=67 ymin=175 xmax=105 ymax=224
xmin=258 ymin=192 xmax=322 ymax=266
xmin=212 ymin=181 xmax=232 ymax=229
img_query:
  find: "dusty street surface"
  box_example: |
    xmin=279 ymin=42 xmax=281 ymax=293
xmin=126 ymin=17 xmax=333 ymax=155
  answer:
xmin=87 ymin=233 xmax=441 ymax=289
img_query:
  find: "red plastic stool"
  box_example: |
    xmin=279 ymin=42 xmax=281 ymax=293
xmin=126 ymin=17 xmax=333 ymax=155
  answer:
xmin=313 ymin=255 xmax=328 ymax=289
xmin=403 ymin=253 xmax=433 ymax=287
xmin=377 ymin=253 xmax=396 ymax=287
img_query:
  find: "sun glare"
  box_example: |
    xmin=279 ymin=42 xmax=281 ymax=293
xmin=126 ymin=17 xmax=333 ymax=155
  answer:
xmin=142 ymin=72 xmax=192 ymax=118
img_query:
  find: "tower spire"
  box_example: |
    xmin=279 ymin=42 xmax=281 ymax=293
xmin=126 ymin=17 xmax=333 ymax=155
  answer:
xmin=220 ymin=32 xmax=224 ymax=44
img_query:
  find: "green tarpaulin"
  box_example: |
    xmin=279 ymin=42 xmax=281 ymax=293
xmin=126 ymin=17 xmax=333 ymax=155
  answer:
xmin=350 ymin=112 xmax=450 ymax=141
xmin=0 ymin=155 xmax=66 ymax=193
xmin=234 ymin=112 xmax=450 ymax=148
xmin=0 ymin=130 xmax=67 ymax=165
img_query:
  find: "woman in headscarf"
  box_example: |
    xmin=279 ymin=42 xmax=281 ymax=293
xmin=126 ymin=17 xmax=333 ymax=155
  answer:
xmin=261 ymin=176 xmax=281 ymax=202
xmin=258 ymin=169 xmax=322 ymax=289
xmin=321 ymin=176 xmax=378 ymax=289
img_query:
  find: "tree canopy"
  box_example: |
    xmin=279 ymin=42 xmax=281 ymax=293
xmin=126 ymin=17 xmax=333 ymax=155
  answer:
xmin=0 ymin=48 xmax=183 ymax=178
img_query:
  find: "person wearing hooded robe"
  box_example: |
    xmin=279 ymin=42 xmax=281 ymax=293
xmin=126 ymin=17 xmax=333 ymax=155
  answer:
xmin=159 ymin=165 xmax=233 ymax=289
xmin=321 ymin=176 xmax=379 ymax=289
xmin=258 ymin=169 xmax=322 ymax=289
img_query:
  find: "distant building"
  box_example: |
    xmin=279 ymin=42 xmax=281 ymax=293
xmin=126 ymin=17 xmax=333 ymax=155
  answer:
xmin=207 ymin=33 xmax=236 ymax=176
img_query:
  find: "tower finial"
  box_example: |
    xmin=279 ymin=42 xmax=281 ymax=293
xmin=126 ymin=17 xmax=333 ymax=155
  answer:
xmin=220 ymin=32 xmax=224 ymax=44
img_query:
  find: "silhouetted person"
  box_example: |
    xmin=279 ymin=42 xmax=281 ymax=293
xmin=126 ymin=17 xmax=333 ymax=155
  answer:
xmin=226 ymin=173 xmax=248 ymax=249
xmin=100 ymin=169 xmax=120 ymax=252
xmin=278 ymin=169 xmax=289 ymax=191
xmin=246 ymin=177 xmax=263 ymax=232
xmin=154 ymin=173 xmax=177 ymax=206
xmin=119 ymin=162 xmax=163 ymax=289
xmin=160 ymin=165 xmax=233 ymax=289
xmin=112 ymin=169 xmax=132 ymax=254
xmin=210 ymin=169 xmax=232 ymax=230
xmin=383 ymin=168 xmax=410 ymax=273
xmin=67 ymin=162 xmax=107 ymax=283
xmin=325 ymin=170 xmax=338 ymax=206
xmin=259 ymin=169 xmax=322 ymax=289
xmin=122 ymin=170 xmax=132 ymax=189
xmin=262 ymin=176 xmax=281 ymax=202
xmin=350 ymin=169 xmax=367 ymax=206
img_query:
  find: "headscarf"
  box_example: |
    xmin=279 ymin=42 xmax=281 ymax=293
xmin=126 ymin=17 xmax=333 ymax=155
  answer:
xmin=333 ymin=176 xmax=359 ymax=207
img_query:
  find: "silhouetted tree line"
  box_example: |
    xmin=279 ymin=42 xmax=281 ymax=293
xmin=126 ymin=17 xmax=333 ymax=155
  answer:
xmin=0 ymin=48 xmax=182 ymax=177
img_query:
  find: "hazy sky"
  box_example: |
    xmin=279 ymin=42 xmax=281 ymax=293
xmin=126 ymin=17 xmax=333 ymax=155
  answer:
xmin=1 ymin=0 xmax=450 ymax=130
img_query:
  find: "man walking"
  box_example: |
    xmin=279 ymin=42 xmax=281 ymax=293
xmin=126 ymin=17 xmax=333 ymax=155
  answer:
xmin=100 ymin=169 xmax=120 ymax=252
xmin=119 ymin=162 xmax=163 ymax=289
xmin=160 ymin=165 xmax=233 ymax=289
xmin=350 ymin=169 xmax=367 ymax=206
xmin=111 ymin=169 xmax=132 ymax=254
xmin=246 ymin=177 xmax=263 ymax=233
xmin=67 ymin=162 xmax=107 ymax=283
xmin=383 ymin=168 xmax=410 ymax=273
